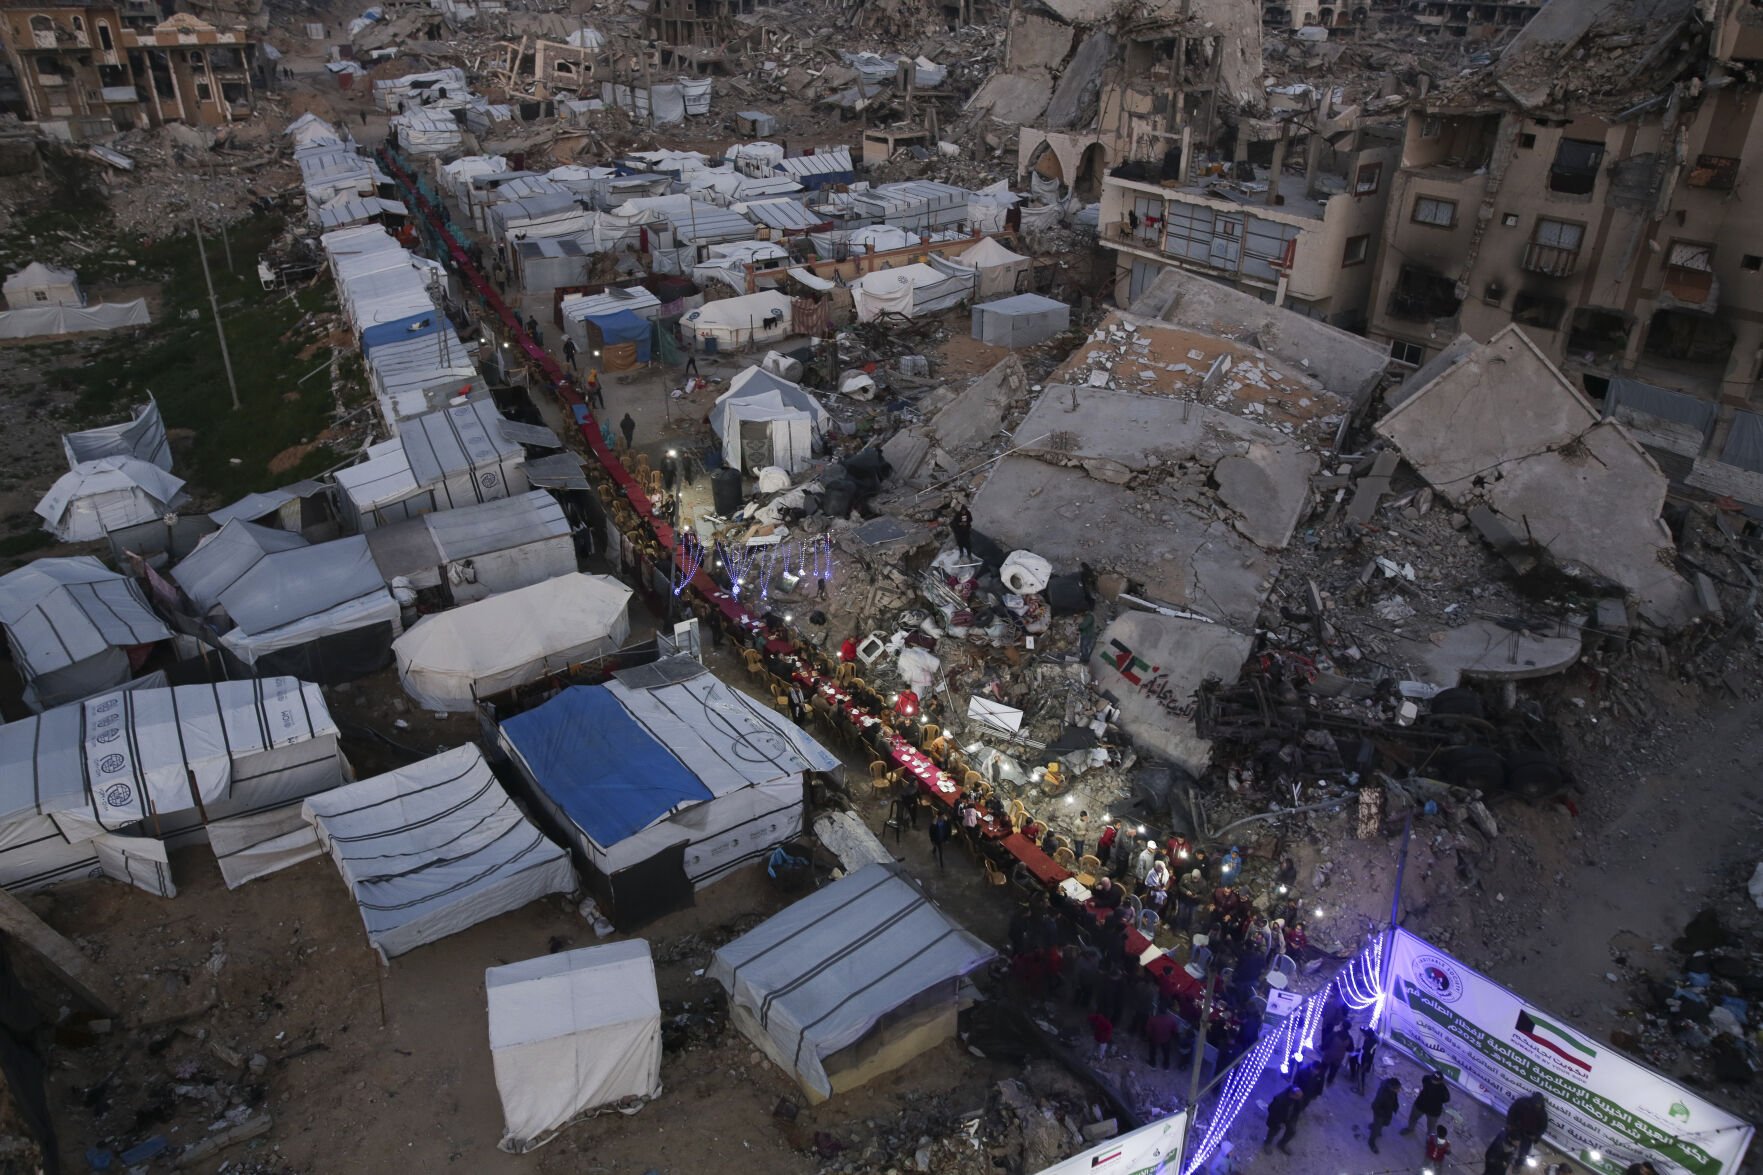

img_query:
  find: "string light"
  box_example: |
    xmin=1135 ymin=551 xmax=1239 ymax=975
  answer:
xmin=671 ymin=533 xmax=706 ymax=596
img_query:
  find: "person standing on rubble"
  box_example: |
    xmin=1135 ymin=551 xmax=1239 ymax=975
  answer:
xmin=562 ymin=336 xmax=578 ymax=371
xmin=1077 ymin=609 xmax=1098 ymax=663
xmin=619 ymin=412 xmax=636 ymax=451
xmin=949 ymin=502 xmax=974 ymax=559
xmin=1095 ymin=821 xmax=1118 ymax=867
xmin=1176 ymin=868 xmax=1207 ymax=930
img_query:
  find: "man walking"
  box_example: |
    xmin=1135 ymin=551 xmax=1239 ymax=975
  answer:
xmin=585 ymin=369 xmax=605 ymax=410
xmin=1262 ymin=1084 xmax=1303 ymax=1155
xmin=1145 ymin=1006 xmax=1180 ymax=1070
xmin=1350 ymin=1027 xmax=1381 ymax=1094
xmin=1483 ymin=1129 xmax=1515 ymax=1175
xmin=1402 ymin=1071 xmax=1450 ymax=1138
xmin=619 ymin=412 xmax=636 ymax=451
xmin=562 ymin=336 xmax=578 ymax=371
xmin=1368 ymin=1076 xmax=1400 ymax=1153
xmin=928 ymin=811 xmax=951 ymax=869
xmin=787 ymin=681 xmax=806 ymax=724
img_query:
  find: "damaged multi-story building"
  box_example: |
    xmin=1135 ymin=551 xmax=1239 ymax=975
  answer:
xmin=975 ymin=0 xmax=1404 ymax=328
xmin=0 ymin=2 xmax=262 ymax=133
xmin=1364 ymin=0 xmax=1763 ymax=443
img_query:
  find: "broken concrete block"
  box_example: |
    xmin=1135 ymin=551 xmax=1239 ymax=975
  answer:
xmin=1595 ymin=598 xmax=1629 ymax=634
xmin=1080 ymin=457 xmax=1135 ymax=485
xmin=1467 ymin=505 xmax=1538 ymax=574
xmin=1695 ymin=572 xmax=1723 ymax=621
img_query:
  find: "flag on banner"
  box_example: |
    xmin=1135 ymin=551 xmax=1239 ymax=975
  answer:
xmin=1516 ymin=1011 xmax=1597 ymax=1072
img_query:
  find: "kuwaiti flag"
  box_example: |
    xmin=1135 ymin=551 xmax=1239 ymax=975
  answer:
xmin=1516 ymin=1011 xmax=1597 ymax=1071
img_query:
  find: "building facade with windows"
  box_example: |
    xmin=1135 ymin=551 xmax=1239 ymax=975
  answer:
xmin=1098 ymin=118 xmax=1399 ymax=327
xmin=1363 ymin=0 xmax=1763 ymax=417
xmin=0 ymin=3 xmax=258 ymax=132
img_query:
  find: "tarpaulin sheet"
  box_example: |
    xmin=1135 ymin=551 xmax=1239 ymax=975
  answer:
xmin=362 ymin=310 xmax=445 ymax=353
xmin=586 ymin=310 xmax=652 ymax=363
xmin=498 ymin=686 xmax=711 ymax=846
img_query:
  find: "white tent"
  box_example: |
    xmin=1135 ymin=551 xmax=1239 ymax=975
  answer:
xmin=365 ymin=490 xmax=575 ymax=603
xmin=0 ymin=676 xmax=346 ymax=895
xmin=304 ymin=744 xmax=576 ymax=961
xmin=710 ymin=367 xmax=829 ymax=474
xmin=394 ymin=572 xmax=632 ymax=710
xmin=4 ymin=261 xmax=81 ymax=310
xmin=0 ymin=557 xmax=171 ymax=712
xmin=35 ymin=456 xmax=188 ymax=541
xmin=61 ymin=398 xmax=172 ymax=471
xmin=971 ymin=293 xmax=1070 ymax=348
xmin=681 ymin=290 xmax=793 ymax=354
xmin=496 ymin=659 xmax=838 ymax=927
xmin=170 ymin=521 xmax=402 ymax=679
xmin=850 ymin=263 xmax=974 ymax=323
xmin=333 ymin=398 xmax=528 ymax=532
xmin=710 ymin=863 xmax=994 ymax=1102
xmin=0 ymin=299 xmax=150 ymax=340
xmin=487 ymin=940 xmax=662 ymax=1153
xmin=952 ymin=236 xmax=1031 ymax=299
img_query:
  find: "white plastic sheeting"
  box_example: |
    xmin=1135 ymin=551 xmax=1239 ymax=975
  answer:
xmin=710 ymin=367 xmax=830 ymax=474
xmin=850 ymin=263 xmax=974 ymax=322
xmin=304 ymin=744 xmax=576 ymax=961
xmin=334 ymin=398 xmax=529 ymax=532
xmin=366 ymin=490 xmax=575 ymax=603
xmin=0 ymin=677 xmax=345 ymax=892
xmin=35 ymin=456 xmax=187 ymax=542
xmin=0 ymin=299 xmax=149 ymax=339
xmin=4 ymin=260 xmax=80 ymax=309
xmin=61 ymin=397 xmax=171 ymax=472
xmin=394 ymin=572 xmax=632 ymax=710
xmin=682 ymin=290 xmax=792 ymax=353
xmin=971 ymin=293 xmax=1070 ymax=348
xmin=487 ymin=940 xmax=662 ymax=1152
xmin=710 ymin=864 xmax=993 ymax=1102
xmin=0 ymin=557 xmax=170 ymax=712
xmin=170 ymin=521 xmax=401 ymax=667
xmin=949 ymin=236 xmax=1030 ymax=299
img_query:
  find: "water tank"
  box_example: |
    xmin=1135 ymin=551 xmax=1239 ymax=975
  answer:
xmin=711 ymin=467 xmax=743 ymax=517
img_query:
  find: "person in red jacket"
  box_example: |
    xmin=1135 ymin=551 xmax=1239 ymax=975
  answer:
xmin=1096 ymin=823 xmax=1118 ymax=866
xmin=839 ymin=635 xmax=858 ymax=662
xmin=1088 ymin=1011 xmax=1114 ymax=1060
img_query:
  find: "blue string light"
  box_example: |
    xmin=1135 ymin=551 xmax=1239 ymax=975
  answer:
xmin=1180 ymin=940 xmax=1386 ymax=1175
xmin=671 ymin=533 xmax=706 ymax=596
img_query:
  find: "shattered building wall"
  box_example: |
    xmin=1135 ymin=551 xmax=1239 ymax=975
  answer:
xmin=1365 ymin=0 xmax=1763 ymax=436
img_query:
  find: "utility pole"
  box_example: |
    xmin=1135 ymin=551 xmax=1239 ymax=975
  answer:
xmin=193 ymin=214 xmax=241 ymax=411
xmin=1381 ymin=812 xmax=1414 ymax=1002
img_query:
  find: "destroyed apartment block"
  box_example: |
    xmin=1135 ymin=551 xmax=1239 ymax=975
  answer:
xmin=1375 ymin=324 xmax=1698 ymax=627
xmin=1367 ymin=0 xmax=1763 ymax=451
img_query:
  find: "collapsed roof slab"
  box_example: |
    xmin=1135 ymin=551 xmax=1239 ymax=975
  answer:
xmin=1374 ymin=326 xmax=1696 ymax=628
xmin=1088 ymin=611 xmax=1253 ymax=776
xmin=969 ymin=384 xmax=1319 ymax=626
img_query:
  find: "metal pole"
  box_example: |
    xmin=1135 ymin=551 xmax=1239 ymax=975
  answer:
xmin=193 ymin=214 xmax=241 ymax=411
xmin=1380 ymin=812 xmax=1414 ymax=1003
xmin=1178 ymin=969 xmax=1219 ymax=1174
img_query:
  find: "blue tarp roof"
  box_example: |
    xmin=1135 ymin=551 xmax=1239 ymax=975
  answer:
xmin=362 ymin=310 xmax=444 ymax=354
xmin=499 ymin=685 xmax=710 ymax=845
xmin=585 ymin=309 xmax=652 ymax=362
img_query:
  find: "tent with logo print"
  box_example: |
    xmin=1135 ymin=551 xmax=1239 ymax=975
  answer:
xmin=0 ymin=677 xmax=346 ymax=896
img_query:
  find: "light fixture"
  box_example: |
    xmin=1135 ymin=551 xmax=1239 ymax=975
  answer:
xmin=1314 ymin=906 xmax=1324 ymax=917
xmin=783 ymin=613 xmax=793 ymax=622
xmin=1524 ymin=1160 xmax=1539 ymax=1170
xmin=1588 ymin=1152 xmax=1602 ymax=1165
xmin=667 ymin=449 xmax=678 ymax=458
xmin=1277 ymin=884 xmax=1289 ymax=894
xmin=1064 ymin=795 xmax=1075 ymax=805
xmin=1137 ymin=825 xmax=1147 ymax=834
xmin=1178 ymin=849 xmax=1188 ymax=859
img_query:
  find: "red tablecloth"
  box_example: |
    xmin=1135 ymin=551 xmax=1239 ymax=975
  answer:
xmin=1084 ymin=899 xmax=1204 ymax=1003
xmin=1004 ymin=833 xmax=1072 ymax=884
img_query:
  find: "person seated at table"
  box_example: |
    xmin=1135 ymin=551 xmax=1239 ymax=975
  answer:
xmin=1020 ymin=814 xmax=1045 ymax=841
xmin=867 ymin=721 xmax=895 ymax=758
xmin=894 ymin=687 xmax=920 ymax=720
xmin=1039 ymin=826 xmax=1059 ymax=856
xmin=1092 ymin=875 xmax=1124 ymax=910
xmin=985 ymin=792 xmax=1008 ymax=824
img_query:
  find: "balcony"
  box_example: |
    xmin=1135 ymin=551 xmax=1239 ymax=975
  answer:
xmin=1521 ymin=241 xmax=1579 ymax=278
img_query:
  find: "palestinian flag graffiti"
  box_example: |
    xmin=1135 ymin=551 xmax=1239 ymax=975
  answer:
xmin=1516 ymin=1010 xmax=1597 ymax=1072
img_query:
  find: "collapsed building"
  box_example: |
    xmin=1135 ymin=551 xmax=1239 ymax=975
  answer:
xmin=1366 ymin=0 xmax=1763 ymax=510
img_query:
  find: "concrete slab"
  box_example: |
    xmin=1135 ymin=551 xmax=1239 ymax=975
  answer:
xmin=929 ymin=354 xmax=1027 ymax=450
xmin=1395 ymin=619 xmax=1583 ymax=686
xmin=1376 ymin=326 xmax=1695 ymax=628
xmin=1089 ymin=611 xmax=1253 ymax=775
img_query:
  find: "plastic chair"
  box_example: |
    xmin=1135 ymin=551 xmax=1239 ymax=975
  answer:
xmin=982 ymin=858 xmax=1008 ymax=886
xmin=1271 ymin=953 xmax=1298 ymax=980
xmin=1139 ymin=908 xmax=1161 ymax=937
xmin=646 ymin=469 xmax=664 ymax=496
xmin=919 ymin=723 xmax=941 ymax=749
xmin=962 ymin=770 xmax=985 ymax=791
xmin=742 ymin=649 xmax=764 ymax=677
xmin=835 ymin=662 xmax=856 ymax=684
xmin=869 ymin=760 xmax=891 ymax=781
xmin=1124 ymin=892 xmax=1143 ymax=919
xmin=1190 ymin=944 xmax=1213 ymax=976
xmin=1053 ymin=846 xmax=1077 ymax=869
xmin=1076 ymin=854 xmax=1101 ymax=888
xmin=773 ymin=692 xmax=791 ymax=714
